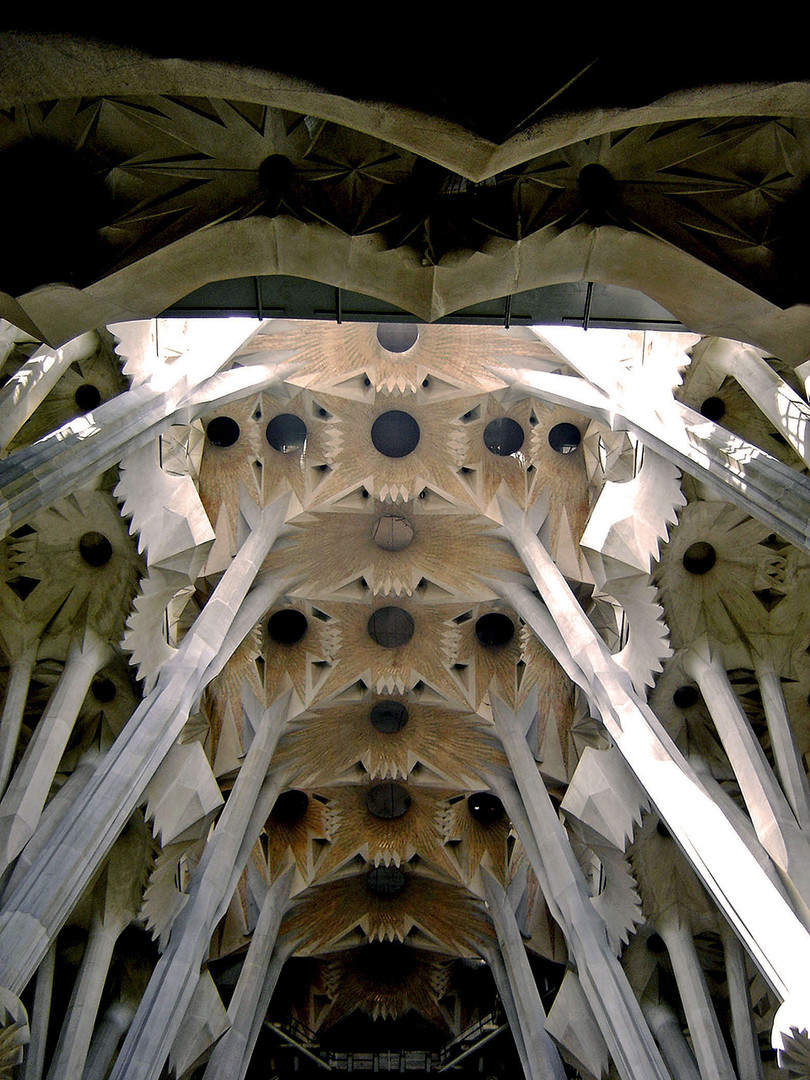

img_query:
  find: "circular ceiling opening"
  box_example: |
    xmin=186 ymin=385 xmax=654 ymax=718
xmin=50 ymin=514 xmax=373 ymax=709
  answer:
xmin=266 ymin=413 xmax=308 ymax=454
xmin=475 ymin=613 xmax=515 ymax=648
xmin=365 ymin=782 xmax=411 ymax=819
xmin=376 ymin=324 xmax=419 ymax=353
xmin=700 ymin=396 xmax=726 ymax=422
xmin=467 ymin=791 xmax=505 ymax=825
xmin=270 ymin=789 xmax=310 ymax=824
xmin=206 ymin=416 xmax=241 ymax=447
xmin=368 ymin=607 xmax=415 ymax=648
xmin=79 ymin=532 xmax=113 ymax=568
xmin=74 ymin=384 xmax=101 ymax=412
xmin=371 ymin=411 xmax=420 ymax=458
xmin=91 ymin=678 xmax=117 ymax=703
xmin=366 ymin=865 xmax=407 ymax=896
xmin=548 ymin=422 xmax=582 ymax=454
xmin=372 ymin=515 xmax=415 ymax=551
xmin=268 ymin=609 xmax=309 ymax=645
xmin=483 ymin=417 xmax=524 ymax=457
xmin=673 ymin=685 xmax=699 ymax=709
xmin=369 ymin=700 xmax=409 ymax=733
xmin=682 ymin=542 xmax=716 ymax=575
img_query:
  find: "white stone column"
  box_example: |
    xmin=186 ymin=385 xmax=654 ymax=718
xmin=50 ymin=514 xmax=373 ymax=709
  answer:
xmin=46 ymin=915 xmax=119 ymax=1080
xmin=82 ymin=1001 xmax=136 ymax=1080
xmin=108 ymin=692 xmax=292 ymax=1080
xmin=643 ymin=1002 xmax=702 ymax=1080
xmin=480 ymin=870 xmax=567 ymax=1080
xmin=202 ymin=865 xmax=295 ymax=1080
xmin=0 ymin=494 xmax=292 ymax=995
xmin=755 ymin=664 xmax=810 ymax=833
xmin=0 ymin=638 xmax=38 ymax=796
xmin=683 ymin=647 xmax=810 ymax=909
xmin=479 ymin=943 xmax=533 ymax=1080
xmin=0 ymin=332 xmax=98 ymax=453
xmin=692 ymin=338 xmax=810 ymax=469
xmin=658 ymin=911 xmax=737 ymax=1080
xmin=720 ymin=921 xmax=764 ymax=1080
xmin=488 ymin=699 xmax=671 ymax=1080
xmin=226 ymin=934 xmax=298 ymax=1080
xmin=492 ymin=492 xmax=810 ymax=1045
xmin=21 ymin=943 xmax=55 ymax=1080
xmin=0 ymin=629 xmax=111 ymax=873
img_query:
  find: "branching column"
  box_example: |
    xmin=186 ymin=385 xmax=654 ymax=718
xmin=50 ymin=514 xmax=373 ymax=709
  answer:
xmin=0 ymin=638 xmax=38 ymax=796
xmin=488 ymin=700 xmax=671 ymax=1080
xmin=0 ymin=494 xmax=292 ymax=993
xmin=109 ymin=693 xmax=291 ymax=1080
xmin=493 ymin=492 xmax=810 ymax=1043
xmin=683 ymin=647 xmax=810 ymax=910
xmin=480 ymin=869 xmax=567 ymax=1080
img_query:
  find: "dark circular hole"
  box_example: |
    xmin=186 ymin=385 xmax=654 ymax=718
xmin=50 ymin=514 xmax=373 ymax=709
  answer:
xmin=366 ymin=865 xmax=406 ymax=896
xmin=372 ymin=516 xmax=414 ymax=552
xmin=673 ymin=685 xmax=699 ymax=709
xmin=74 ymin=384 xmax=101 ymax=412
xmin=370 ymin=701 xmax=409 ymax=733
xmin=79 ymin=532 xmax=113 ymax=568
xmin=266 ymin=413 xmax=307 ymax=454
xmin=376 ymin=324 xmax=419 ymax=353
xmin=700 ymin=396 xmax=726 ymax=422
xmin=91 ymin=678 xmax=116 ymax=703
xmin=682 ymin=542 xmax=716 ymax=575
xmin=371 ymin=411 xmax=420 ymax=458
xmin=483 ymin=418 xmax=525 ymax=457
xmin=646 ymin=932 xmax=666 ymax=955
xmin=467 ymin=792 xmax=505 ymax=825
xmin=270 ymin=789 xmax=310 ymax=824
xmin=656 ymin=820 xmax=671 ymax=838
xmin=206 ymin=416 xmax=241 ymax=448
xmin=268 ymin=609 xmax=308 ymax=645
xmin=475 ymin=613 xmax=515 ymax=648
xmin=548 ymin=422 xmax=582 ymax=454
xmin=365 ymin=782 xmax=411 ymax=819
xmin=367 ymin=607 xmax=415 ymax=649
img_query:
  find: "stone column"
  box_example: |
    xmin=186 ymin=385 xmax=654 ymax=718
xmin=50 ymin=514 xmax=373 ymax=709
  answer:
xmin=489 ymin=700 xmax=671 ymax=1080
xmin=692 ymin=338 xmax=810 ymax=470
xmin=0 ymin=332 xmax=98 ymax=453
xmin=21 ymin=943 xmax=55 ymax=1080
xmin=720 ymin=921 xmax=764 ymax=1080
xmin=82 ymin=1002 xmax=136 ymax=1080
xmin=479 ymin=943 xmax=533 ymax=1080
xmin=683 ymin=647 xmax=810 ymax=909
xmin=108 ymin=692 xmax=292 ymax=1080
xmin=755 ymin=664 xmax=810 ymax=833
xmin=480 ymin=870 xmax=566 ymax=1080
xmin=643 ymin=1003 xmax=702 ymax=1080
xmin=492 ymin=492 xmax=810 ymax=1044
xmin=0 ymin=494 xmax=292 ymax=994
xmin=0 ymin=629 xmax=111 ymax=873
xmin=202 ymin=865 xmax=295 ymax=1080
xmin=46 ymin=915 xmax=119 ymax=1080
xmin=658 ymin=911 xmax=737 ymax=1080
xmin=0 ymin=638 xmax=38 ymax=796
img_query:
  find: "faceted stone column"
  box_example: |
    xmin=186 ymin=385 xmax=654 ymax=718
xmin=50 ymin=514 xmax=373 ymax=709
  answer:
xmin=683 ymin=646 xmax=810 ymax=910
xmin=489 ymin=698 xmax=671 ymax=1080
xmin=493 ymin=491 xmax=810 ymax=1043
xmin=0 ymin=629 xmax=112 ymax=872
xmin=657 ymin=911 xmax=738 ymax=1080
xmin=108 ymin=692 xmax=292 ymax=1080
xmin=720 ymin=921 xmax=764 ymax=1080
xmin=202 ymin=865 xmax=296 ymax=1080
xmin=755 ymin=663 xmax=810 ymax=833
xmin=21 ymin=944 xmax=54 ymax=1080
xmin=0 ymin=494 xmax=292 ymax=994
xmin=0 ymin=638 xmax=38 ymax=796
xmin=480 ymin=869 xmax=567 ymax=1080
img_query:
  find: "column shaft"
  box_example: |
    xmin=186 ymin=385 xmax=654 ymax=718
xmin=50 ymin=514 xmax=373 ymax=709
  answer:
xmin=643 ymin=1003 xmax=702 ymax=1080
xmin=0 ymin=639 xmax=38 ymax=796
xmin=756 ymin=667 xmax=810 ymax=832
xmin=720 ymin=921 xmax=764 ymax=1080
xmin=21 ymin=944 xmax=55 ymax=1080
